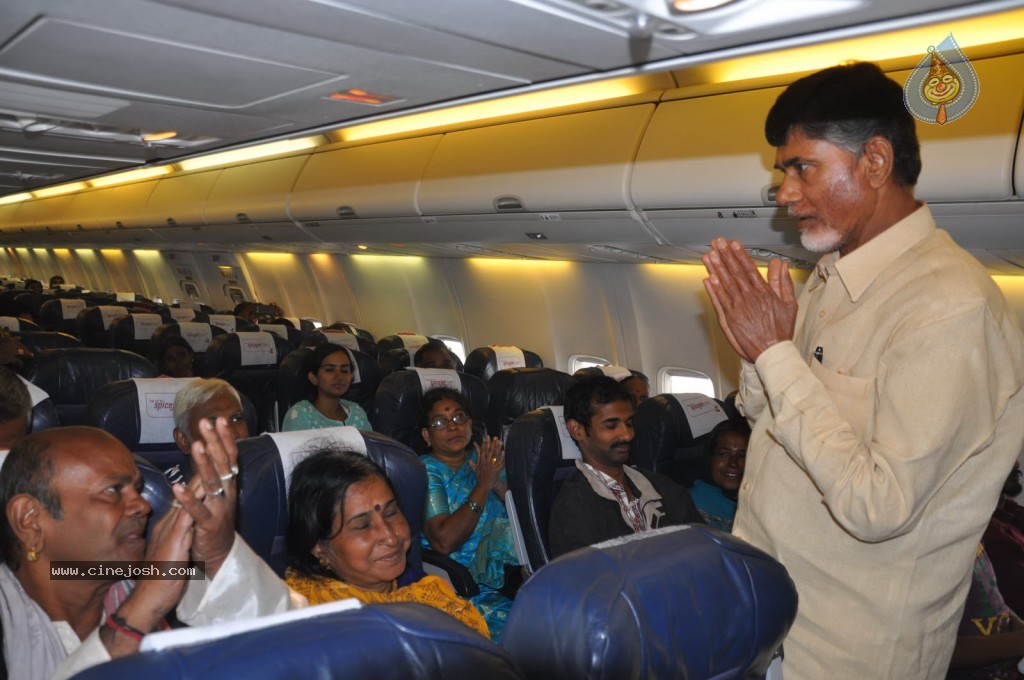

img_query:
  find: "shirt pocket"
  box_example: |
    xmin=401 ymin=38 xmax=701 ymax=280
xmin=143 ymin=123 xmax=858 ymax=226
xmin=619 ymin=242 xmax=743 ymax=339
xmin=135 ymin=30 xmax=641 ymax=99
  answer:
xmin=809 ymin=359 xmax=877 ymax=443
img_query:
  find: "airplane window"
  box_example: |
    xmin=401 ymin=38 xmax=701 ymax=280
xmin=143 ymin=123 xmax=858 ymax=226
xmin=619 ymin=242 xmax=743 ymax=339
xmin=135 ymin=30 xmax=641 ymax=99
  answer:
xmin=432 ymin=335 xmax=466 ymax=362
xmin=569 ymin=354 xmax=610 ymax=372
xmin=658 ymin=367 xmax=715 ymax=398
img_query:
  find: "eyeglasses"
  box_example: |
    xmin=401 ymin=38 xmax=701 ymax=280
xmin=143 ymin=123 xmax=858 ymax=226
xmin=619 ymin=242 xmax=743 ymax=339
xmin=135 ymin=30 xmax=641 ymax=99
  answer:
xmin=429 ymin=412 xmax=470 ymax=430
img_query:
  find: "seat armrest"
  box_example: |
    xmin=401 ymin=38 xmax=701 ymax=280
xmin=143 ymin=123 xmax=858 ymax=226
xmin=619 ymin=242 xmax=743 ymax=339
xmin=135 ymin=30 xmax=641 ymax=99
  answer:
xmin=422 ymin=548 xmax=480 ymax=598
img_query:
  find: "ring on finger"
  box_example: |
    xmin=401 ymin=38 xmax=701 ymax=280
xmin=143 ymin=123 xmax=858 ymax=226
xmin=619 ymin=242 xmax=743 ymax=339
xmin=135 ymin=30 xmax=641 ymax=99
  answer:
xmin=219 ymin=472 xmax=235 ymax=482
xmin=230 ymin=464 xmax=239 ymax=475
xmin=208 ymin=487 xmax=226 ymax=497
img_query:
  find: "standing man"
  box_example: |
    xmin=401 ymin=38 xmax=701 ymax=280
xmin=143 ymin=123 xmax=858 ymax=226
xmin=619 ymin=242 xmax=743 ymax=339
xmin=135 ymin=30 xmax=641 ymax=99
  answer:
xmin=702 ymin=62 xmax=1024 ymax=678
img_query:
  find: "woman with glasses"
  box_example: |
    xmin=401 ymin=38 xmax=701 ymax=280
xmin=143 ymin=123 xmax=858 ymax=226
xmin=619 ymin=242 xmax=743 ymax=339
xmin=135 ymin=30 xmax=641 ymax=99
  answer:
xmin=689 ymin=418 xmax=751 ymax=532
xmin=282 ymin=343 xmax=372 ymax=431
xmin=419 ymin=387 xmax=520 ymax=640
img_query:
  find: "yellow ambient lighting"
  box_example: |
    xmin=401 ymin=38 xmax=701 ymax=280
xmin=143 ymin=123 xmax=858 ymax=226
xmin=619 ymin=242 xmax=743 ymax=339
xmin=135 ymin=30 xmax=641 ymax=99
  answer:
xmin=245 ymin=252 xmax=296 ymax=261
xmin=178 ymin=136 xmax=324 ymax=172
xmin=90 ymin=166 xmax=171 ymax=188
xmin=0 ymin=193 xmax=31 ymax=206
xmin=356 ymin=245 xmax=369 ymax=250
xmin=711 ymin=9 xmax=1024 ymax=83
xmin=143 ymin=131 xmax=178 ymax=142
xmin=467 ymin=258 xmax=571 ymax=269
xmin=33 ymin=182 xmax=86 ymax=199
xmin=350 ymin=254 xmax=424 ymax=263
xmin=339 ymin=77 xmax=654 ymax=143
xmin=132 ymin=250 xmax=161 ymax=256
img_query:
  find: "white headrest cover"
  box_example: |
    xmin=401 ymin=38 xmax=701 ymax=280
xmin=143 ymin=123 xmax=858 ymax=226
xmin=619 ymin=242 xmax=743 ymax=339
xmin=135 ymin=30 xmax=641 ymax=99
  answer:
xmin=115 ymin=292 xmax=135 ymax=302
xmin=0 ymin=317 xmax=18 ymax=332
xmin=168 ymin=307 xmax=196 ymax=323
xmin=179 ymin=322 xmax=213 ymax=352
xmin=270 ymin=426 xmax=368 ymax=496
xmin=18 ymin=375 xmax=48 ymax=407
xmin=598 ymin=365 xmax=632 ymax=381
xmin=412 ymin=367 xmax=460 ymax=393
xmin=132 ymin=377 xmax=196 ymax=444
xmin=396 ymin=333 xmax=428 ymax=352
xmin=208 ymin=314 xmax=236 ymax=333
xmin=320 ymin=330 xmax=360 ymax=352
xmin=132 ymin=313 xmax=162 ymax=340
xmin=59 ymin=298 xmax=86 ymax=319
xmin=98 ymin=306 xmax=128 ymax=330
xmin=258 ymin=324 xmax=288 ymax=341
xmin=491 ymin=345 xmax=526 ymax=370
xmin=543 ymin=405 xmax=580 ymax=460
xmin=236 ymin=332 xmax=277 ymax=366
xmin=670 ymin=393 xmax=727 ymax=438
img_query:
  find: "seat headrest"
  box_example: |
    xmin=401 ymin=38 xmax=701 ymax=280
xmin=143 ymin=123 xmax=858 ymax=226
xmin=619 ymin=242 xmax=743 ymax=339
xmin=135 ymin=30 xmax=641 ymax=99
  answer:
xmin=573 ymin=365 xmax=645 ymax=382
xmin=485 ymin=367 xmax=574 ymax=437
xmin=166 ymin=306 xmax=197 ymax=323
xmin=464 ymin=346 xmax=543 ymax=382
xmin=12 ymin=331 xmax=82 ymax=353
xmin=377 ymin=333 xmax=429 ymax=354
xmin=631 ymin=393 xmax=729 ymax=484
xmin=501 ymin=525 xmax=798 ymax=679
xmin=373 ymin=369 xmax=489 ymax=454
xmin=0 ymin=316 xmax=40 ymax=332
xmin=205 ymin=332 xmax=290 ymax=373
xmin=83 ymin=378 xmax=196 ymax=447
xmin=73 ymin=602 xmax=523 ymax=680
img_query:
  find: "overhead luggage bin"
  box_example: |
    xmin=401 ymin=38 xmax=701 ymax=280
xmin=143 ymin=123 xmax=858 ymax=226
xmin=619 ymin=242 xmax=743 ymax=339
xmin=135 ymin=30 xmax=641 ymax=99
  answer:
xmin=7 ymin=194 xmax=77 ymax=231
xmin=203 ymin=155 xmax=310 ymax=226
xmin=289 ymin=136 xmax=441 ymax=224
xmin=419 ymin=106 xmax=655 ymax=216
xmin=65 ymin=181 xmax=159 ymax=230
xmin=138 ymin=170 xmax=221 ymax=228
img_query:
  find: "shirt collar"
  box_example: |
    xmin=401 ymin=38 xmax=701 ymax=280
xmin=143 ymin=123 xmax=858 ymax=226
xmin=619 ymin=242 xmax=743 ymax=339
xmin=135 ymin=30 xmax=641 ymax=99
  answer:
xmin=831 ymin=203 xmax=935 ymax=303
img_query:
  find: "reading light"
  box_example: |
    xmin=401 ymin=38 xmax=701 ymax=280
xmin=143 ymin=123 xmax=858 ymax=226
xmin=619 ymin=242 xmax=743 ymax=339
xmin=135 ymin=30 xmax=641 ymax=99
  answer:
xmin=89 ymin=166 xmax=171 ymax=188
xmin=178 ymin=136 xmax=324 ymax=172
xmin=525 ymin=233 xmax=548 ymax=240
xmin=143 ymin=131 xmax=178 ymax=142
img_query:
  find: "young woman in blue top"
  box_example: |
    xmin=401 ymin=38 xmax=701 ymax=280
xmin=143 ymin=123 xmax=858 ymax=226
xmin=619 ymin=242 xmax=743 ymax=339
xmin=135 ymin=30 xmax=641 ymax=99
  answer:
xmin=688 ymin=418 xmax=750 ymax=532
xmin=282 ymin=343 xmax=372 ymax=432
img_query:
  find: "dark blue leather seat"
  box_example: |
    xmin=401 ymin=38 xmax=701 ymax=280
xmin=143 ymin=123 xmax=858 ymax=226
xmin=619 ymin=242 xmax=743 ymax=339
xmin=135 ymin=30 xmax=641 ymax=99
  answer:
xmin=464 ymin=345 xmax=543 ymax=382
xmin=501 ymin=525 xmax=798 ymax=679
xmin=485 ymin=367 xmax=574 ymax=438
xmin=234 ymin=429 xmax=426 ymax=577
xmin=21 ymin=348 xmax=158 ymax=425
xmin=631 ymin=393 xmax=730 ymax=486
xmin=204 ymin=331 xmax=292 ymax=432
xmin=372 ymin=368 xmax=488 ymax=455
xmin=72 ymin=602 xmax=523 ymax=680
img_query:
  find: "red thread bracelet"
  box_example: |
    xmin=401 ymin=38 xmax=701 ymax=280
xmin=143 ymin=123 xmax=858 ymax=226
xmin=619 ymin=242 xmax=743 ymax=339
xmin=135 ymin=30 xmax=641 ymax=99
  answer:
xmin=105 ymin=612 xmax=146 ymax=641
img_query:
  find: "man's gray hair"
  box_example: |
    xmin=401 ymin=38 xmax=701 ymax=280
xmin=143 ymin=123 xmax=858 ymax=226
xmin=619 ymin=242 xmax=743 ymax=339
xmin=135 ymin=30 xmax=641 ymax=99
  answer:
xmin=173 ymin=378 xmax=242 ymax=435
xmin=0 ymin=366 xmax=31 ymax=429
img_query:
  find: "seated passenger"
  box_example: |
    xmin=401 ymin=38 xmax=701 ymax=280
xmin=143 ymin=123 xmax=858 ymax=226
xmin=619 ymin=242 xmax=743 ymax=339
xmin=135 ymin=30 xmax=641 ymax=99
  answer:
xmin=420 ymin=388 xmax=518 ymax=639
xmin=282 ymin=343 xmax=372 ymax=432
xmin=0 ymin=366 xmax=30 ymax=457
xmin=688 ymin=418 xmax=750 ymax=532
xmin=233 ymin=301 xmax=259 ymax=325
xmin=549 ymin=376 xmax=703 ymax=558
xmin=154 ymin=336 xmax=196 ymax=378
xmin=23 ymin=279 xmax=42 ymax=294
xmin=414 ymin=340 xmax=455 ymax=370
xmin=167 ymin=379 xmax=250 ymax=485
xmin=0 ymin=421 xmax=299 ymax=679
xmin=947 ymin=542 xmax=1024 ymax=678
xmin=0 ymin=329 xmax=31 ymax=369
xmin=619 ymin=374 xmax=650 ymax=410
xmin=284 ymin=448 xmax=488 ymax=638
xmin=981 ymin=461 xmax=1024 ymax=617
xmin=49 ymin=275 xmax=65 ymax=288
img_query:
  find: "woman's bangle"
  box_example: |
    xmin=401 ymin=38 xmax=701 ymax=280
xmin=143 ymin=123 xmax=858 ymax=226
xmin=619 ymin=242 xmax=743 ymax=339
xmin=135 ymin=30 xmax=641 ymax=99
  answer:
xmin=466 ymin=501 xmax=483 ymax=514
xmin=105 ymin=612 xmax=146 ymax=641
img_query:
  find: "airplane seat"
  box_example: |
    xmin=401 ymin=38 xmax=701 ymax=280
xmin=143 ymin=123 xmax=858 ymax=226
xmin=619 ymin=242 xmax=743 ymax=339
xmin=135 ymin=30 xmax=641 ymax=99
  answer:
xmin=110 ymin=313 xmax=165 ymax=358
xmin=76 ymin=305 xmax=130 ymax=348
xmin=11 ymin=330 xmax=83 ymax=353
xmin=326 ymin=322 xmax=377 ymax=356
xmin=151 ymin=321 xmax=223 ymax=375
xmin=235 ymin=428 xmax=427 ymax=577
xmin=136 ymin=454 xmax=174 ymax=534
xmin=377 ymin=347 xmax=412 ymax=377
xmin=259 ymin=323 xmax=303 ymax=349
xmin=267 ymin=316 xmax=317 ymax=339
xmin=82 ymin=378 xmax=258 ymax=472
xmin=276 ymin=345 xmax=381 ymax=428
xmin=19 ymin=375 xmax=59 ymax=435
xmin=372 ymin=368 xmax=488 ymax=455
xmin=631 ymin=393 xmax=730 ymax=486
xmin=204 ymin=331 xmax=291 ymax=433
xmin=485 ymin=367 xmax=575 ymax=438
xmin=572 ymin=364 xmax=647 ymax=382
xmin=72 ymin=602 xmax=523 ymax=680
xmin=501 ymin=525 xmax=797 ymax=679
xmin=20 ymin=348 xmax=158 ymax=425
xmin=12 ymin=291 xmax=51 ymax=320
xmin=464 ymin=345 xmax=543 ymax=382
xmin=157 ymin=304 xmax=198 ymax=324
xmin=194 ymin=313 xmax=257 ymax=335
xmin=0 ymin=316 xmax=41 ymax=333
xmin=37 ymin=297 xmax=87 ymax=335
xmin=504 ymin=406 xmax=580 ymax=574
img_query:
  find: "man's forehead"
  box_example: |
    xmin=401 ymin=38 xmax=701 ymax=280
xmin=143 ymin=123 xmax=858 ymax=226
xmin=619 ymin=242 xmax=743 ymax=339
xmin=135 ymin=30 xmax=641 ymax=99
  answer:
xmin=45 ymin=428 xmax=137 ymax=480
xmin=591 ymin=399 xmax=634 ymax=421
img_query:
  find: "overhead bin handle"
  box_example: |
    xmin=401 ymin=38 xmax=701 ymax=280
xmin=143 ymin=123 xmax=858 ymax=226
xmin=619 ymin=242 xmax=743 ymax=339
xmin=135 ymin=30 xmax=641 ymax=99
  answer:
xmin=762 ymin=185 xmax=779 ymax=205
xmin=494 ymin=195 xmax=524 ymax=212
xmin=166 ymin=218 xmax=177 ymax=226
xmin=236 ymin=212 xmax=251 ymax=223
xmin=336 ymin=206 xmax=357 ymax=219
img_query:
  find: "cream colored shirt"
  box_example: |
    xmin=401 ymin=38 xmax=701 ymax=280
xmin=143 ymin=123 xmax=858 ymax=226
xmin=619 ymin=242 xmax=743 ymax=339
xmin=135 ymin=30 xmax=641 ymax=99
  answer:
xmin=735 ymin=205 xmax=1024 ymax=680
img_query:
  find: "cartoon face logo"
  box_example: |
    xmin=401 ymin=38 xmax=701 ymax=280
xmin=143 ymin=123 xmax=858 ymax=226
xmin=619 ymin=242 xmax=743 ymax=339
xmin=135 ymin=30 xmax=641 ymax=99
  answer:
xmin=904 ymin=34 xmax=978 ymax=125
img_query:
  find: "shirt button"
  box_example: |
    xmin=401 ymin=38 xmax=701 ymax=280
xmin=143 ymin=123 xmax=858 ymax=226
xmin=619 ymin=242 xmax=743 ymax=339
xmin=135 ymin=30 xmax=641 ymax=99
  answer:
xmin=742 ymin=482 xmax=750 ymax=491
xmin=818 ymin=310 xmax=826 ymax=318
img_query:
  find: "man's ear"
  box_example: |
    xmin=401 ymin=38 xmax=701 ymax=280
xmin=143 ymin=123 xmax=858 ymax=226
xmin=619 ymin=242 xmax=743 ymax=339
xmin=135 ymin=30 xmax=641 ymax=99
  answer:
xmin=566 ymin=418 xmax=586 ymax=444
xmin=861 ymin=135 xmax=895 ymax=189
xmin=172 ymin=427 xmax=191 ymax=456
xmin=7 ymin=495 xmax=45 ymax=557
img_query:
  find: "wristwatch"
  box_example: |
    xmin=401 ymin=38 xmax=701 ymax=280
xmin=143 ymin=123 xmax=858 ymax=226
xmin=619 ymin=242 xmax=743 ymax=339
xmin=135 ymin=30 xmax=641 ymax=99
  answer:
xmin=467 ymin=501 xmax=483 ymax=513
